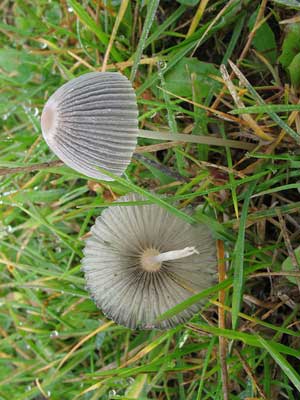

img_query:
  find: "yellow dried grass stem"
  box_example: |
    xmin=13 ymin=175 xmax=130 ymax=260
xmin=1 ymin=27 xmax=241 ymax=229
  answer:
xmin=220 ymin=64 xmax=273 ymax=141
xmin=186 ymin=0 xmax=210 ymax=38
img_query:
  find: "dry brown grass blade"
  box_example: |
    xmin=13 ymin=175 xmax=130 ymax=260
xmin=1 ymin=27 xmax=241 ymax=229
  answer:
xmin=234 ymin=349 xmax=268 ymax=400
xmin=0 ymin=160 xmax=63 ymax=177
xmin=68 ymin=51 xmax=96 ymax=71
xmin=78 ymin=333 xmax=165 ymax=396
xmin=135 ymin=141 xmax=185 ymax=153
xmin=241 ymin=95 xmax=300 ymax=174
xmin=57 ymin=321 xmax=113 ymax=370
xmin=210 ymin=0 xmax=268 ymax=111
xmin=160 ymin=87 xmax=251 ymax=127
xmin=220 ymin=64 xmax=273 ymax=141
xmin=101 ymin=0 xmax=129 ymax=71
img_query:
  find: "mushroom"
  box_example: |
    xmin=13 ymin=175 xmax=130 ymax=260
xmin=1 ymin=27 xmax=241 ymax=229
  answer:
xmin=41 ymin=71 xmax=253 ymax=180
xmin=41 ymin=72 xmax=138 ymax=180
xmin=82 ymin=193 xmax=216 ymax=329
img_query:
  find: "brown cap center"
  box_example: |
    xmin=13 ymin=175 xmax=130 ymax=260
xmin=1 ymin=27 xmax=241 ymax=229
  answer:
xmin=41 ymin=103 xmax=56 ymax=135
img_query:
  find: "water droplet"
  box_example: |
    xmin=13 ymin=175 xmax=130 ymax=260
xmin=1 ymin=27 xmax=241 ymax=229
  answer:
xmin=50 ymin=330 xmax=59 ymax=339
xmin=47 ymin=390 xmax=51 ymax=397
xmin=68 ymin=6 xmax=73 ymax=12
xmin=23 ymin=105 xmax=31 ymax=113
xmin=26 ymin=344 xmax=31 ymax=349
xmin=178 ymin=331 xmax=189 ymax=348
xmin=3 ymin=189 xmax=17 ymax=196
xmin=158 ymin=60 xmax=167 ymax=70
xmin=6 ymin=225 xmax=13 ymax=233
xmin=18 ymin=322 xmax=23 ymax=326
xmin=26 ymin=385 xmax=32 ymax=391
xmin=2 ymin=114 xmax=8 ymax=121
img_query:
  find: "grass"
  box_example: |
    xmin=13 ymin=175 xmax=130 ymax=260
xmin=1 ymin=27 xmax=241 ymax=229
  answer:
xmin=1 ymin=0 xmax=300 ymax=399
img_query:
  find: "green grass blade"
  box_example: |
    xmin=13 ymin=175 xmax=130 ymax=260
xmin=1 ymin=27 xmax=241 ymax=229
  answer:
xmin=258 ymin=336 xmax=300 ymax=392
xmin=252 ymin=183 xmax=300 ymax=198
xmin=229 ymin=60 xmax=300 ymax=143
xmin=130 ymin=0 xmax=160 ymax=82
xmin=231 ymin=104 xmax=300 ymax=114
xmin=189 ymin=324 xmax=300 ymax=358
xmin=156 ymin=279 xmax=231 ymax=322
xmin=231 ymin=180 xmax=257 ymax=330
xmin=95 ymin=166 xmax=195 ymax=224
xmin=69 ymin=0 xmax=122 ymax=62
xmin=145 ymin=5 xmax=186 ymax=48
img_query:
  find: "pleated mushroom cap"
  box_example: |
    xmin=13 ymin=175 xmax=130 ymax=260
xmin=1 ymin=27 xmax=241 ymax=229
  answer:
xmin=82 ymin=193 xmax=217 ymax=330
xmin=41 ymin=72 xmax=138 ymax=180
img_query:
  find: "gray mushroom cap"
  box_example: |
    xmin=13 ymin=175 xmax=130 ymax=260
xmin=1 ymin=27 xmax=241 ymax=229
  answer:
xmin=82 ymin=193 xmax=217 ymax=330
xmin=41 ymin=72 xmax=139 ymax=180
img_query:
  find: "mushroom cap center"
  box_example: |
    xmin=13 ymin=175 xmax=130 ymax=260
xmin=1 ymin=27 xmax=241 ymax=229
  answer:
xmin=41 ymin=102 xmax=57 ymax=137
xmin=140 ymin=248 xmax=162 ymax=272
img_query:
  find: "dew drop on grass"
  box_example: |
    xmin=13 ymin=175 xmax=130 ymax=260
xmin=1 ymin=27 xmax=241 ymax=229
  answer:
xmin=178 ymin=331 xmax=189 ymax=348
xmin=50 ymin=330 xmax=59 ymax=339
xmin=158 ymin=60 xmax=167 ymax=70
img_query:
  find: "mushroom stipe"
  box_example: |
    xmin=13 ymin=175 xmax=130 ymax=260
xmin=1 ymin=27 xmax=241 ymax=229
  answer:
xmin=82 ymin=193 xmax=217 ymax=330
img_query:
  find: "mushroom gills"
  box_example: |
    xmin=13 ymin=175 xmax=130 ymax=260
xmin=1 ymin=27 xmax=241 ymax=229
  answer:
xmin=41 ymin=71 xmax=139 ymax=180
xmin=82 ymin=193 xmax=217 ymax=329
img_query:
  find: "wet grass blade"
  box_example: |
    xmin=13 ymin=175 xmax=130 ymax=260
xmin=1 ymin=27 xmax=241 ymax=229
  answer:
xmin=130 ymin=0 xmax=160 ymax=82
xmin=69 ymin=0 xmax=122 ymax=62
xmin=231 ymin=180 xmax=257 ymax=330
xmin=258 ymin=336 xmax=300 ymax=392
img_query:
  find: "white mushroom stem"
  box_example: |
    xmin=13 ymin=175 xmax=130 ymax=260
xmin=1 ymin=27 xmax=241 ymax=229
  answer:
xmin=138 ymin=129 xmax=254 ymax=151
xmin=141 ymin=246 xmax=199 ymax=272
xmin=150 ymin=246 xmax=199 ymax=263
